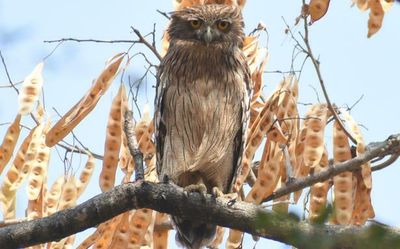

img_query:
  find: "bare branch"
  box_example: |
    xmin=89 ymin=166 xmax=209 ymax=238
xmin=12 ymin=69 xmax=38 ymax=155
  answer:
xmin=298 ymin=2 xmax=357 ymax=145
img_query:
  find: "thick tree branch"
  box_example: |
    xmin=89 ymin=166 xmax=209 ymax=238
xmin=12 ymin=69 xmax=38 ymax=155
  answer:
xmin=1 ymin=180 xmax=400 ymax=249
xmin=265 ymin=134 xmax=400 ymax=201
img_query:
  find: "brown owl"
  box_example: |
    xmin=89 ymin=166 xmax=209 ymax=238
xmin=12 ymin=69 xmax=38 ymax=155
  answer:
xmin=155 ymin=4 xmax=251 ymax=249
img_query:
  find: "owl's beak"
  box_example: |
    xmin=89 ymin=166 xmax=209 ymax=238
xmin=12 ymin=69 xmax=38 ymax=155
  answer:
xmin=203 ymin=26 xmax=213 ymax=44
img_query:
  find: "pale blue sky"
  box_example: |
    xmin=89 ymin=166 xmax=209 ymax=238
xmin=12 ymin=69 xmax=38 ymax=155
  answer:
xmin=0 ymin=1 xmax=400 ymax=248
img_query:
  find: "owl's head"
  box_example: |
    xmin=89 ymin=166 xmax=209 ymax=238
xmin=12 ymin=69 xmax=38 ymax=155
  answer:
xmin=168 ymin=4 xmax=245 ymax=47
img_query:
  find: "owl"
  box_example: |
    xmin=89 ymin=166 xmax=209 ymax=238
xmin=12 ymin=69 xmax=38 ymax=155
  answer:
xmin=155 ymin=4 xmax=251 ymax=249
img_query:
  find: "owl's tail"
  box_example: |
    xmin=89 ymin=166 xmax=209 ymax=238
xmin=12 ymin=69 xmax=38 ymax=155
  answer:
xmin=172 ymin=216 xmax=216 ymax=249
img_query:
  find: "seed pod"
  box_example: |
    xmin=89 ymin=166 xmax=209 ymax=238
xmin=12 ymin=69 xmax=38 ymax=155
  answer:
xmin=108 ymin=211 xmax=131 ymax=248
xmin=0 ymin=114 xmax=21 ymax=174
xmin=77 ymin=154 xmax=95 ymax=197
xmin=303 ymin=104 xmax=328 ymax=169
xmin=128 ymin=209 xmax=155 ymax=247
xmin=153 ymin=212 xmax=170 ymax=249
xmin=367 ymin=0 xmax=384 ymax=38
xmin=309 ymin=0 xmax=331 ymax=22
xmin=46 ymin=53 xmax=124 ymax=147
xmin=18 ymin=63 xmax=44 ymax=115
xmin=343 ymin=111 xmax=371 ymax=189
xmin=100 ymin=85 xmax=124 ymax=192
xmin=93 ymin=216 xmax=122 ymax=249
xmin=309 ymin=147 xmax=330 ymax=222
xmin=45 ymin=176 xmax=65 ymax=216
xmin=27 ymin=127 xmax=50 ymax=201
xmin=351 ymin=171 xmax=375 ymax=225
xmin=332 ymin=121 xmax=354 ymax=225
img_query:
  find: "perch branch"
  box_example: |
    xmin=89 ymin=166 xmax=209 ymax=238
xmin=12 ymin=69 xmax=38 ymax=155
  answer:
xmin=1 ymin=181 xmax=400 ymax=249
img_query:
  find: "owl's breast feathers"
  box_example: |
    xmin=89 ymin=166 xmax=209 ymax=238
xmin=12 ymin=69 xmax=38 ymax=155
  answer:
xmin=155 ymin=40 xmax=251 ymax=193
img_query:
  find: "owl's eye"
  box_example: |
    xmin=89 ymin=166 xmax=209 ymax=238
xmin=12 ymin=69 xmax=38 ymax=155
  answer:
xmin=190 ymin=20 xmax=202 ymax=29
xmin=217 ymin=20 xmax=230 ymax=31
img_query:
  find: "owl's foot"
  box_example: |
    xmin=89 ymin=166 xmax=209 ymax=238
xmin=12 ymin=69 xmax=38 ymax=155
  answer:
xmin=211 ymin=187 xmax=238 ymax=202
xmin=183 ymin=183 xmax=207 ymax=197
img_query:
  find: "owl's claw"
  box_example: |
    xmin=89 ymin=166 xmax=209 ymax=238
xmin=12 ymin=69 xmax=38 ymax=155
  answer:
xmin=183 ymin=183 xmax=207 ymax=197
xmin=212 ymin=187 xmax=224 ymax=198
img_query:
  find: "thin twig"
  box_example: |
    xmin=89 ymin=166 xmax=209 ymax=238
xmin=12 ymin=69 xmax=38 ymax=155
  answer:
xmin=0 ymin=50 xmax=19 ymax=93
xmin=131 ymin=27 xmax=162 ymax=61
xmin=157 ymin=9 xmax=171 ymax=20
xmin=44 ymin=38 xmax=136 ymax=44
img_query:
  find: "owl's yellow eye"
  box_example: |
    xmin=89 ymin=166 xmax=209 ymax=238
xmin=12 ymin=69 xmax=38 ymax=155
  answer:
xmin=217 ymin=20 xmax=230 ymax=31
xmin=190 ymin=20 xmax=202 ymax=29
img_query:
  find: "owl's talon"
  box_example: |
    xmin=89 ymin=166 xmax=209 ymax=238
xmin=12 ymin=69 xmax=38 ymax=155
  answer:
xmin=183 ymin=183 xmax=207 ymax=197
xmin=212 ymin=187 xmax=224 ymax=199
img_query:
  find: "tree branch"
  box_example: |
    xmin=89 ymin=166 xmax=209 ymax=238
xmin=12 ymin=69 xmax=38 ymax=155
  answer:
xmin=1 ymin=180 xmax=400 ymax=249
xmin=264 ymin=134 xmax=400 ymax=202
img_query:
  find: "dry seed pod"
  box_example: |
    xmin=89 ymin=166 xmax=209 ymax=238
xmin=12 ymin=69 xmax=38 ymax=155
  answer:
xmin=0 ymin=167 xmax=18 ymax=219
xmin=380 ymin=0 xmax=394 ymax=11
xmin=153 ymin=212 xmax=170 ymax=249
xmin=136 ymin=104 xmax=156 ymax=157
xmin=246 ymin=143 xmax=282 ymax=203
xmin=46 ymin=53 xmax=125 ymax=147
xmin=0 ymin=114 xmax=21 ymax=174
xmin=27 ymin=184 xmax=45 ymax=220
xmin=128 ymin=209 xmax=155 ymax=246
xmin=58 ymin=176 xmax=78 ymax=210
xmin=140 ymin=211 xmax=157 ymax=249
xmin=10 ymin=125 xmax=42 ymax=191
xmin=233 ymin=94 xmax=284 ymax=192
xmin=309 ymin=147 xmax=330 ymax=222
xmin=351 ymin=171 xmax=375 ymax=225
xmin=250 ymin=50 xmax=268 ymax=103
xmin=93 ymin=216 xmax=122 ymax=249
xmin=76 ymin=231 xmax=99 ymax=249
xmin=77 ymin=154 xmax=95 ymax=197
xmin=27 ymin=131 xmax=50 ymax=201
xmin=18 ymin=62 xmax=44 ymax=115
xmin=332 ymin=121 xmax=354 ymax=225
xmin=226 ymin=229 xmax=242 ymax=249
xmin=303 ymin=104 xmax=328 ymax=169
xmin=108 ymin=211 xmax=131 ymax=248
xmin=367 ymin=0 xmax=384 ymax=38
xmin=309 ymin=0 xmax=331 ymax=22
xmin=343 ymin=111 xmax=372 ymax=189
xmin=353 ymin=0 xmax=369 ymax=11
xmin=45 ymin=176 xmax=65 ymax=216
xmin=209 ymin=226 xmax=225 ymax=249
xmin=100 ymin=85 xmax=124 ymax=192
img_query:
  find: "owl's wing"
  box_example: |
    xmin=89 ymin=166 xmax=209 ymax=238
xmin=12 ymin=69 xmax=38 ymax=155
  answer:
xmin=154 ymin=66 xmax=167 ymax=177
xmin=229 ymin=57 xmax=252 ymax=193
